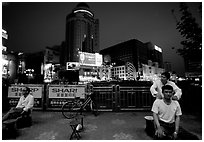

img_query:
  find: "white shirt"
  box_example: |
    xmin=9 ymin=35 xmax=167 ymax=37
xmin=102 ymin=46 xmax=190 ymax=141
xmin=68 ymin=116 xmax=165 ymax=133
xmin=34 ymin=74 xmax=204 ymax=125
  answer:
xmin=150 ymin=80 xmax=182 ymax=100
xmin=151 ymin=99 xmax=182 ymax=123
xmin=16 ymin=94 xmax=34 ymax=111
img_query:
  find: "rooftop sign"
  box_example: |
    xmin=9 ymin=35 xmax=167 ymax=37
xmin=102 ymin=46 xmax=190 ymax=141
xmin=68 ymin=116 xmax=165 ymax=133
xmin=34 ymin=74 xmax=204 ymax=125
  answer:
xmin=154 ymin=45 xmax=162 ymax=52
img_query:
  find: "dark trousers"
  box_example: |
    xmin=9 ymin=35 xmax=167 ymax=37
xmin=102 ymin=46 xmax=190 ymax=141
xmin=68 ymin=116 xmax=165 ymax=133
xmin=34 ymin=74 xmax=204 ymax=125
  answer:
xmin=154 ymin=120 xmax=175 ymax=139
xmin=145 ymin=118 xmax=200 ymax=140
xmin=2 ymin=107 xmax=24 ymax=122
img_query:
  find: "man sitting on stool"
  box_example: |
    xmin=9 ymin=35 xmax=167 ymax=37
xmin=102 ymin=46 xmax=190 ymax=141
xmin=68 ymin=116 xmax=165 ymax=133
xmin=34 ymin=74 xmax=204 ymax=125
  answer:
xmin=2 ymin=86 xmax=34 ymax=122
xmin=151 ymin=85 xmax=182 ymax=139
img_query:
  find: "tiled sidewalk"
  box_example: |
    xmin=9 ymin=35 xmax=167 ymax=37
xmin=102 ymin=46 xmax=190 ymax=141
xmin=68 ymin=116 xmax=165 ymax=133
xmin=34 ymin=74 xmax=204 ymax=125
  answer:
xmin=2 ymin=111 xmax=202 ymax=140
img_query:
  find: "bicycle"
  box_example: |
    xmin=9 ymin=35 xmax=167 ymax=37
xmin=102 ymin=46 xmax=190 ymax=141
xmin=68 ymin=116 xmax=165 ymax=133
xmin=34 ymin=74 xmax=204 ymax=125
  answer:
xmin=62 ymin=93 xmax=98 ymax=119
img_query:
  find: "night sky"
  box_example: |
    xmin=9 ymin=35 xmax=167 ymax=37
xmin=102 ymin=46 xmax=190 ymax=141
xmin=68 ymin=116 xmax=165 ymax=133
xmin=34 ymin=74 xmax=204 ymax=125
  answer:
xmin=2 ymin=2 xmax=202 ymax=76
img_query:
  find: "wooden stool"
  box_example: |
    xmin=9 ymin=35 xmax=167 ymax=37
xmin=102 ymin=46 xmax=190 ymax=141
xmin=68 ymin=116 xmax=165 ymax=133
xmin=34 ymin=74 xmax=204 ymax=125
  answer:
xmin=69 ymin=120 xmax=81 ymax=140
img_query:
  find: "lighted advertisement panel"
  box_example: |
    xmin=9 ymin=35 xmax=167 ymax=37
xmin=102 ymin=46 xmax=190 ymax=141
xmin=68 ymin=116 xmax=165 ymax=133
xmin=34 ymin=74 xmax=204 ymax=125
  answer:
xmin=79 ymin=51 xmax=102 ymax=67
xmin=154 ymin=45 xmax=162 ymax=52
xmin=44 ymin=63 xmax=55 ymax=83
xmin=66 ymin=62 xmax=80 ymax=70
xmin=95 ymin=53 xmax=103 ymax=66
xmin=2 ymin=57 xmax=8 ymax=78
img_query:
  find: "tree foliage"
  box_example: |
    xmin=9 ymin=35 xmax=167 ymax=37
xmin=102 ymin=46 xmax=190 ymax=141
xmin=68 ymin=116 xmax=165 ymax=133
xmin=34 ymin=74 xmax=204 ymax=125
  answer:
xmin=175 ymin=2 xmax=202 ymax=61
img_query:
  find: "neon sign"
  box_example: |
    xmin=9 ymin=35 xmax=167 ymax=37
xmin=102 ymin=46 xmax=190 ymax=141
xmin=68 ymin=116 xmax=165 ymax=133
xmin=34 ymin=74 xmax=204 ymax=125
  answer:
xmin=154 ymin=45 xmax=162 ymax=52
xmin=73 ymin=9 xmax=93 ymax=16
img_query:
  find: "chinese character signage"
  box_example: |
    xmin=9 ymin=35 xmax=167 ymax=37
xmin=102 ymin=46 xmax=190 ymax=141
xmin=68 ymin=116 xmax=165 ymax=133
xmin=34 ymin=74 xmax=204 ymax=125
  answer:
xmin=79 ymin=51 xmax=102 ymax=66
xmin=8 ymin=85 xmax=43 ymax=98
xmin=48 ymin=85 xmax=85 ymax=99
xmin=8 ymin=84 xmax=44 ymax=108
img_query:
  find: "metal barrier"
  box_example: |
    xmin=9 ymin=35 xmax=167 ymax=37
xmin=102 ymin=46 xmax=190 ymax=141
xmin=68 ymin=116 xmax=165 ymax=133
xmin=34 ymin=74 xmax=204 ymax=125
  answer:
xmin=119 ymin=86 xmax=154 ymax=110
xmin=93 ymin=85 xmax=154 ymax=111
xmin=93 ymin=85 xmax=114 ymax=110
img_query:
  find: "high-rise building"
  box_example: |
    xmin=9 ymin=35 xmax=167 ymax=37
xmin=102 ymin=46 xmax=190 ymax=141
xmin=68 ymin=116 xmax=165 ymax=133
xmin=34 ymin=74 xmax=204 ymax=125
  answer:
xmin=145 ymin=42 xmax=163 ymax=68
xmin=65 ymin=2 xmax=99 ymax=64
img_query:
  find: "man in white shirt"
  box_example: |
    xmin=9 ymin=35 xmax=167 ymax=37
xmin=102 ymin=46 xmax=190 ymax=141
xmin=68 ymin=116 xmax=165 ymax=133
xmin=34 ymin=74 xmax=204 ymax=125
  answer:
xmin=150 ymin=72 xmax=182 ymax=100
xmin=151 ymin=85 xmax=182 ymax=139
xmin=2 ymin=86 xmax=34 ymax=122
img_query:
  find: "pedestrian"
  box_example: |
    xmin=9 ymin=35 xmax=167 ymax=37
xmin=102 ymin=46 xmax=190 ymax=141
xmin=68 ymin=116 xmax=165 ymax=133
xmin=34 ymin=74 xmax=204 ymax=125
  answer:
xmin=150 ymin=71 xmax=182 ymax=100
xmin=151 ymin=85 xmax=182 ymax=139
xmin=2 ymin=86 xmax=34 ymax=122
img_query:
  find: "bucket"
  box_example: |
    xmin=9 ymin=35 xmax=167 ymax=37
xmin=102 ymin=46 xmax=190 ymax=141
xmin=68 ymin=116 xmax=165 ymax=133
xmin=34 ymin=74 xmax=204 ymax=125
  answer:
xmin=144 ymin=116 xmax=155 ymax=136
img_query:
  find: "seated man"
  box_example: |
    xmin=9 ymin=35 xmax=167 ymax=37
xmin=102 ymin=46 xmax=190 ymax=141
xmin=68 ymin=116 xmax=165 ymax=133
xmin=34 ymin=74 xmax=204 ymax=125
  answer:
xmin=2 ymin=86 xmax=34 ymax=122
xmin=151 ymin=85 xmax=182 ymax=139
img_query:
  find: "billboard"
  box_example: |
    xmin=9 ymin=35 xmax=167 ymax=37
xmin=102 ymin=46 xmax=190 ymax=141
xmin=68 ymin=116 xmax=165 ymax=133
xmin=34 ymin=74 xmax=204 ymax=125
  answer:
xmin=79 ymin=51 xmax=102 ymax=66
xmin=66 ymin=62 xmax=80 ymax=70
xmin=8 ymin=84 xmax=44 ymax=109
xmin=48 ymin=85 xmax=85 ymax=99
xmin=8 ymin=85 xmax=43 ymax=98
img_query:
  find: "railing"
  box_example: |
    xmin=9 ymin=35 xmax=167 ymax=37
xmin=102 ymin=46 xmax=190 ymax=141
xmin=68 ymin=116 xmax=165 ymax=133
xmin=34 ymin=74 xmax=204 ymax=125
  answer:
xmin=93 ymin=86 xmax=114 ymax=110
xmin=119 ymin=86 xmax=154 ymax=110
xmin=93 ymin=85 xmax=154 ymax=111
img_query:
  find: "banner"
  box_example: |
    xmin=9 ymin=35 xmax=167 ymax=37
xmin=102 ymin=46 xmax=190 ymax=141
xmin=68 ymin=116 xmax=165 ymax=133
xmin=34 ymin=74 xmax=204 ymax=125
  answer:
xmin=48 ymin=85 xmax=85 ymax=99
xmin=8 ymin=84 xmax=44 ymax=109
xmin=8 ymin=85 xmax=43 ymax=98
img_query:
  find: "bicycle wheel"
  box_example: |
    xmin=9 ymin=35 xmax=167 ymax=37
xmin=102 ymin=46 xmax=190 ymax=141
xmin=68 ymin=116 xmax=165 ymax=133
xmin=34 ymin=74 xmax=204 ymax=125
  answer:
xmin=62 ymin=102 xmax=79 ymax=119
xmin=91 ymin=101 xmax=99 ymax=116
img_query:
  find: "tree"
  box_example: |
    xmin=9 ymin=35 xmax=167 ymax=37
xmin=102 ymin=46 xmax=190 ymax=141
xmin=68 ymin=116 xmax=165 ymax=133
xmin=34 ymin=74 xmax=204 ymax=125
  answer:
xmin=172 ymin=3 xmax=202 ymax=62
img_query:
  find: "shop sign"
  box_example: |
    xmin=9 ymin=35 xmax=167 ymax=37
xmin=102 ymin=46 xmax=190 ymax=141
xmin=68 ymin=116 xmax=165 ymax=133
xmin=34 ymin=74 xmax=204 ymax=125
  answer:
xmin=49 ymin=85 xmax=85 ymax=99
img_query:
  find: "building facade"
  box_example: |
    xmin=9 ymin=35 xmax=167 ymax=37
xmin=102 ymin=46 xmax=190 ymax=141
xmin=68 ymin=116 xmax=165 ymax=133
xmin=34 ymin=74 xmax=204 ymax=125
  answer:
xmin=2 ymin=29 xmax=18 ymax=83
xmin=65 ymin=2 xmax=99 ymax=64
xmin=164 ymin=61 xmax=172 ymax=72
xmin=100 ymin=39 xmax=164 ymax=81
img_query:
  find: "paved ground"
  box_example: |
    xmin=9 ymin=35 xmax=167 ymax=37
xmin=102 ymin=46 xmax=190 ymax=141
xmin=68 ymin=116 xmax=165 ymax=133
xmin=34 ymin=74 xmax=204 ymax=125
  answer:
xmin=2 ymin=110 xmax=202 ymax=140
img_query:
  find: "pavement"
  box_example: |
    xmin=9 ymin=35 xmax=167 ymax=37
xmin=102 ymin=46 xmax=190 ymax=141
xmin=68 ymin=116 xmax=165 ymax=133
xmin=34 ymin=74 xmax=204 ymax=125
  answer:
xmin=2 ymin=110 xmax=202 ymax=140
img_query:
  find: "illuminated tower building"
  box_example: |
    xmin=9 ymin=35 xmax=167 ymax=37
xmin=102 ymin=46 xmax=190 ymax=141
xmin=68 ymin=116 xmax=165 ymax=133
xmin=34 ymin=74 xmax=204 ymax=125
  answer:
xmin=65 ymin=2 xmax=99 ymax=63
